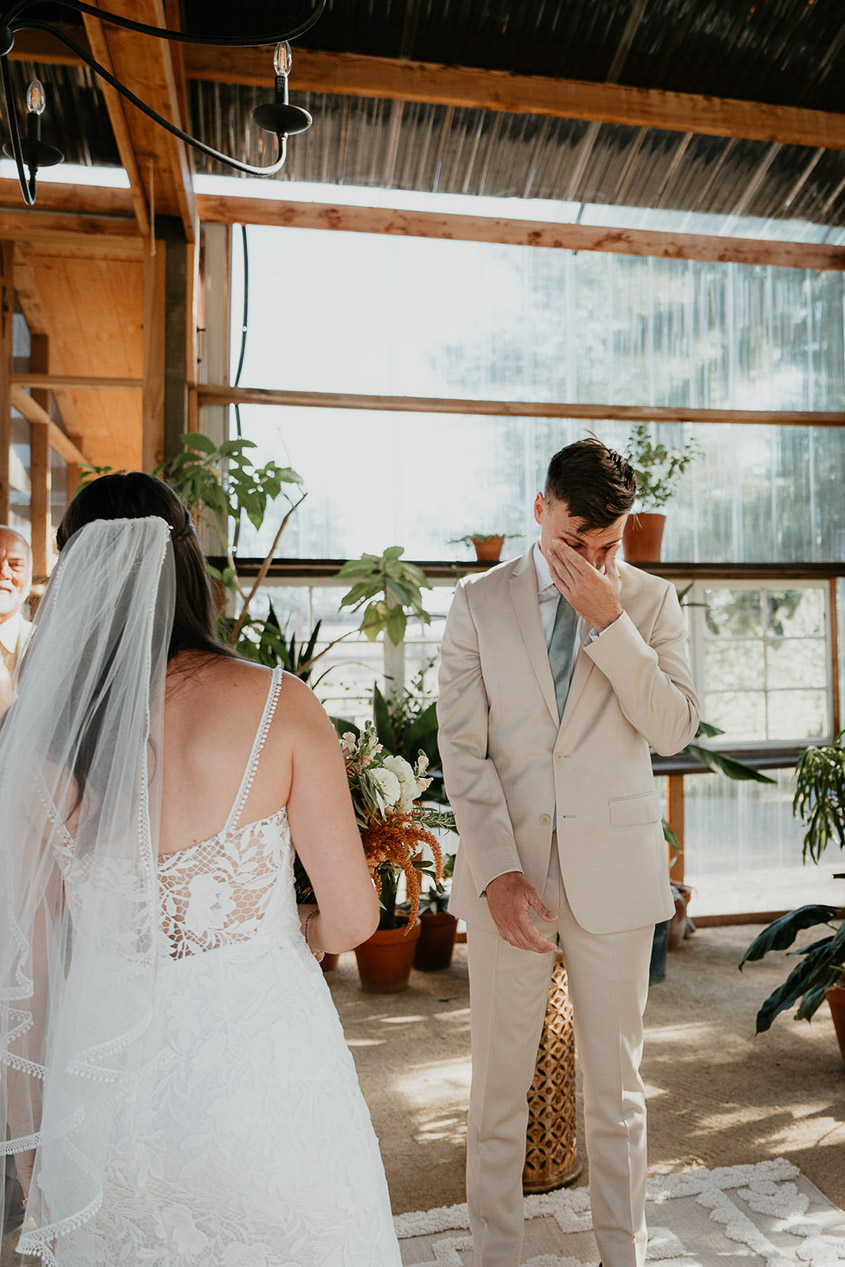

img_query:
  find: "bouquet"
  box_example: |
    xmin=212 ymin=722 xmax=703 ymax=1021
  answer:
xmin=343 ymin=723 xmax=455 ymax=930
xmin=293 ymin=723 xmax=455 ymax=930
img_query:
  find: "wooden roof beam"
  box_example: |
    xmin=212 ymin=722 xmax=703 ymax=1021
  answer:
xmin=196 ymin=195 xmax=845 ymax=273
xmin=12 ymin=29 xmax=844 ymax=152
xmin=81 ymin=2 xmax=196 ymax=242
xmin=184 ymin=46 xmax=845 ymax=152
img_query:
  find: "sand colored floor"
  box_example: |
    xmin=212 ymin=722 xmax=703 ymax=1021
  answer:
xmin=326 ymin=923 xmax=845 ymax=1216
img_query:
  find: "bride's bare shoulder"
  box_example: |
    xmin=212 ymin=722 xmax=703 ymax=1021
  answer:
xmin=167 ymin=654 xmax=327 ymax=729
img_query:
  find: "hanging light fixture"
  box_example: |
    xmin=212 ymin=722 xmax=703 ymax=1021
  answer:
xmin=0 ymin=1 xmax=323 ymax=206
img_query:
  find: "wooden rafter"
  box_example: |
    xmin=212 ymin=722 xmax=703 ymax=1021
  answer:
xmin=181 ymin=46 xmax=845 ymax=152
xmin=11 ymin=373 xmax=142 ymax=390
xmin=196 ymin=196 xmax=845 ymax=273
xmin=80 ymin=1 xmax=196 ymax=240
xmin=10 ymin=31 xmax=845 ymax=152
xmin=0 ymin=211 xmax=143 ymax=253
xmin=10 ymin=385 xmax=88 ymax=465
xmin=196 ymin=385 xmax=845 ymax=428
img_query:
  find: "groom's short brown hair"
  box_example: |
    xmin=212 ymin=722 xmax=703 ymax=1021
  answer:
xmin=544 ymin=438 xmax=636 ymax=529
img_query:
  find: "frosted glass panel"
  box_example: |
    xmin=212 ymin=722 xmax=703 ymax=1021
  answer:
xmin=234 ymin=227 xmax=845 ymax=412
xmin=230 ymin=406 xmax=845 ymax=566
xmin=683 ymin=768 xmax=839 ymax=915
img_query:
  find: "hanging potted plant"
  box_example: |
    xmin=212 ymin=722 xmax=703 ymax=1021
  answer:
xmin=740 ymin=731 xmax=845 ymax=1062
xmin=339 ymin=724 xmax=454 ymax=992
xmin=449 ymin=533 xmax=516 ymax=564
xmin=622 ymin=424 xmax=699 ymax=562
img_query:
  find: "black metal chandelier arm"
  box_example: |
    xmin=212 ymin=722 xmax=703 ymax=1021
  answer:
xmin=9 ymin=20 xmax=290 ymax=177
xmin=2 ymin=0 xmax=326 ymax=47
xmin=1 ymin=52 xmax=35 ymax=203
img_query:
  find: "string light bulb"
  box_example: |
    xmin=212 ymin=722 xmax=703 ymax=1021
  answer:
xmin=25 ymin=78 xmax=45 ymax=115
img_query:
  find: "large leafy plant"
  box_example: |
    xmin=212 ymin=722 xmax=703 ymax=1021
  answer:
xmin=335 ymin=547 xmax=432 ymax=646
xmin=740 ymin=732 xmax=845 ymax=1032
xmin=156 ymin=433 xmax=305 ymax=644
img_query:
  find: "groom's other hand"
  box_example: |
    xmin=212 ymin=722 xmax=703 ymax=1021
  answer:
xmin=485 ymin=872 xmax=557 ymax=953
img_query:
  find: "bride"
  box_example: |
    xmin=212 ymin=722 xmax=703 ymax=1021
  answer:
xmin=0 ymin=473 xmax=402 ymax=1266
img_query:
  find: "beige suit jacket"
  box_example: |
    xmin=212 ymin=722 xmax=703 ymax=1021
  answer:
xmin=437 ymin=551 xmax=699 ymax=935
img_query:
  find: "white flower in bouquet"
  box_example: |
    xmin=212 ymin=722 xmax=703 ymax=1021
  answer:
xmin=382 ymin=754 xmax=419 ymax=812
xmin=369 ymin=765 xmax=402 ymax=809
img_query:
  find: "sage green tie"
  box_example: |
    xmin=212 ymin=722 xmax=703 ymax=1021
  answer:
xmin=548 ymin=595 xmax=578 ymax=719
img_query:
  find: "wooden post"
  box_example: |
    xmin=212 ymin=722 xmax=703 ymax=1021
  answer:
xmin=29 ymin=333 xmax=51 ymax=581
xmin=157 ymin=216 xmax=191 ymax=461
xmin=0 ymin=242 xmax=14 ymax=523
xmin=667 ymin=774 xmax=685 ymax=883
xmin=143 ymin=241 xmax=166 ymax=472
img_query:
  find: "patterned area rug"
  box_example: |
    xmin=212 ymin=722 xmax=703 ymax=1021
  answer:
xmin=396 ymin=1159 xmax=845 ymax=1266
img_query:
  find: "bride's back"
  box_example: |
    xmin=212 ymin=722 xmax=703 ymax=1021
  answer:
xmin=159 ymin=653 xmax=295 ymax=857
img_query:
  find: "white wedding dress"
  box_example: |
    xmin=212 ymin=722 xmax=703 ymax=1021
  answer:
xmin=49 ymin=667 xmax=402 ymax=1267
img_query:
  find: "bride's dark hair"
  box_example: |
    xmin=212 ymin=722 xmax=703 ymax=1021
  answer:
xmin=57 ymin=471 xmax=234 ymax=662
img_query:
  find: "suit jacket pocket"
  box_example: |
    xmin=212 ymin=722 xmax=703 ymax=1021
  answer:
xmin=608 ymin=791 xmax=662 ymax=827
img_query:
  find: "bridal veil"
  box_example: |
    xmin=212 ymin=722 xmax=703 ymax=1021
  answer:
xmin=0 ymin=516 xmax=175 ymax=1263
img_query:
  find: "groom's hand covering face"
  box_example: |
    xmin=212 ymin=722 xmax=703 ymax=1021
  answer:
xmin=534 ymin=495 xmax=625 ymax=632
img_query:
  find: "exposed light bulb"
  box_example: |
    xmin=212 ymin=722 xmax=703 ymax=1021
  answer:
xmin=273 ymin=41 xmax=292 ymax=78
xmin=26 ymin=79 xmax=46 ymax=116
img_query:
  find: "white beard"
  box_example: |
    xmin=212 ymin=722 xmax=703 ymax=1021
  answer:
xmin=0 ymin=592 xmax=22 ymax=616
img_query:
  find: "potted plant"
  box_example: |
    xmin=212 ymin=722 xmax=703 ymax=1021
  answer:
xmin=338 ymin=724 xmax=455 ymax=992
xmin=449 ymin=533 xmax=516 ymax=564
xmin=622 ymin=424 xmax=699 ymax=562
xmin=740 ymin=732 xmax=845 ymax=1062
xmin=413 ymin=854 xmax=458 ymax=972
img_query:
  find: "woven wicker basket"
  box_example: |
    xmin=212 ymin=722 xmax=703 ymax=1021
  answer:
xmin=522 ymin=955 xmax=582 ymax=1193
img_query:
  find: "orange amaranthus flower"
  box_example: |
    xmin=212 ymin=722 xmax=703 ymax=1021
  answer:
xmin=360 ymin=810 xmax=442 ymax=930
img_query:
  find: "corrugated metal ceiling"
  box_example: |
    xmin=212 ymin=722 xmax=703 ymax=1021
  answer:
xmin=4 ymin=1 xmax=845 ymax=226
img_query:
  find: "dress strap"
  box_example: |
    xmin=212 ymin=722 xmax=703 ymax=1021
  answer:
xmin=224 ymin=665 xmax=285 ymax=834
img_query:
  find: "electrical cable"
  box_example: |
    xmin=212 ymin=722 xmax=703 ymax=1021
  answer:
xmin=232 ymin=224 xmax=249 ymax=551
xmin=0 ymin=0 xmax=325 ymax=203
xmin=1 ymin=0 xmax=326 ymax=46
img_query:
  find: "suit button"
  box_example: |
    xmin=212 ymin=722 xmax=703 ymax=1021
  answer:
xmin=539 ymin=813 xmax=551 ymax=826
xmin=554 ymin=751 xmax=564 ymax=763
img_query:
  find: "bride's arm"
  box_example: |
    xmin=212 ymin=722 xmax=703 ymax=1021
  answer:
xmin=284 ymin=677 xmax=379 ymax=954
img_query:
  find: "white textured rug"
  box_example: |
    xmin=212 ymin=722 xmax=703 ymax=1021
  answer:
xmin=396 ymin=1159 xmax=845 ymax=1266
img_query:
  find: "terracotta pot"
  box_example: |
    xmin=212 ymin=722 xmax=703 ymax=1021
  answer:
xmin=354 ymin=918 xmax=421 ymax=993
xmin=320 ymin=952 xmax=340 ymax=972
xmin=826 ymin=982 xmax=845 ymax=1064
xmin=473 ymin=536 xmax=504 ymax=563
xmin=414 ymin=911 xmax=458 ymax=971
xmin=668 ymin=884 xmax=692 ymax=951
xmin=622 ymin=513 xmax=666 ymax=563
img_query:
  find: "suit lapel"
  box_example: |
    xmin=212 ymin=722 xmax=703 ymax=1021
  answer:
xmin=509 ymin=555 xmax=559 ymax=726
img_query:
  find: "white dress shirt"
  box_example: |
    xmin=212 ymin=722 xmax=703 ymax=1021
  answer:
xmin=0 ymin=610 xmax=32 ymax=675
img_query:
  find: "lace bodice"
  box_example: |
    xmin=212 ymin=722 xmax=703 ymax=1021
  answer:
xmin=157 ymin=667 xmax=296 ymax=960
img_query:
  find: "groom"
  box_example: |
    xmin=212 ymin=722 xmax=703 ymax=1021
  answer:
xmin=437 ymin=438 xmax=699 ymax=1267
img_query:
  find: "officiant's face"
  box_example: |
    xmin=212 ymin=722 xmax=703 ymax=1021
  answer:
xmin=0 ymin=529 xmax=31 ymax=621
xmin=534 ymin=494 xmax=626 ymax=572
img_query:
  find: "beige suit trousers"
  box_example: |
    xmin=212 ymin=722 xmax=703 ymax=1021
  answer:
xmin=466 ymin=844 xmax=653 ymax=1267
